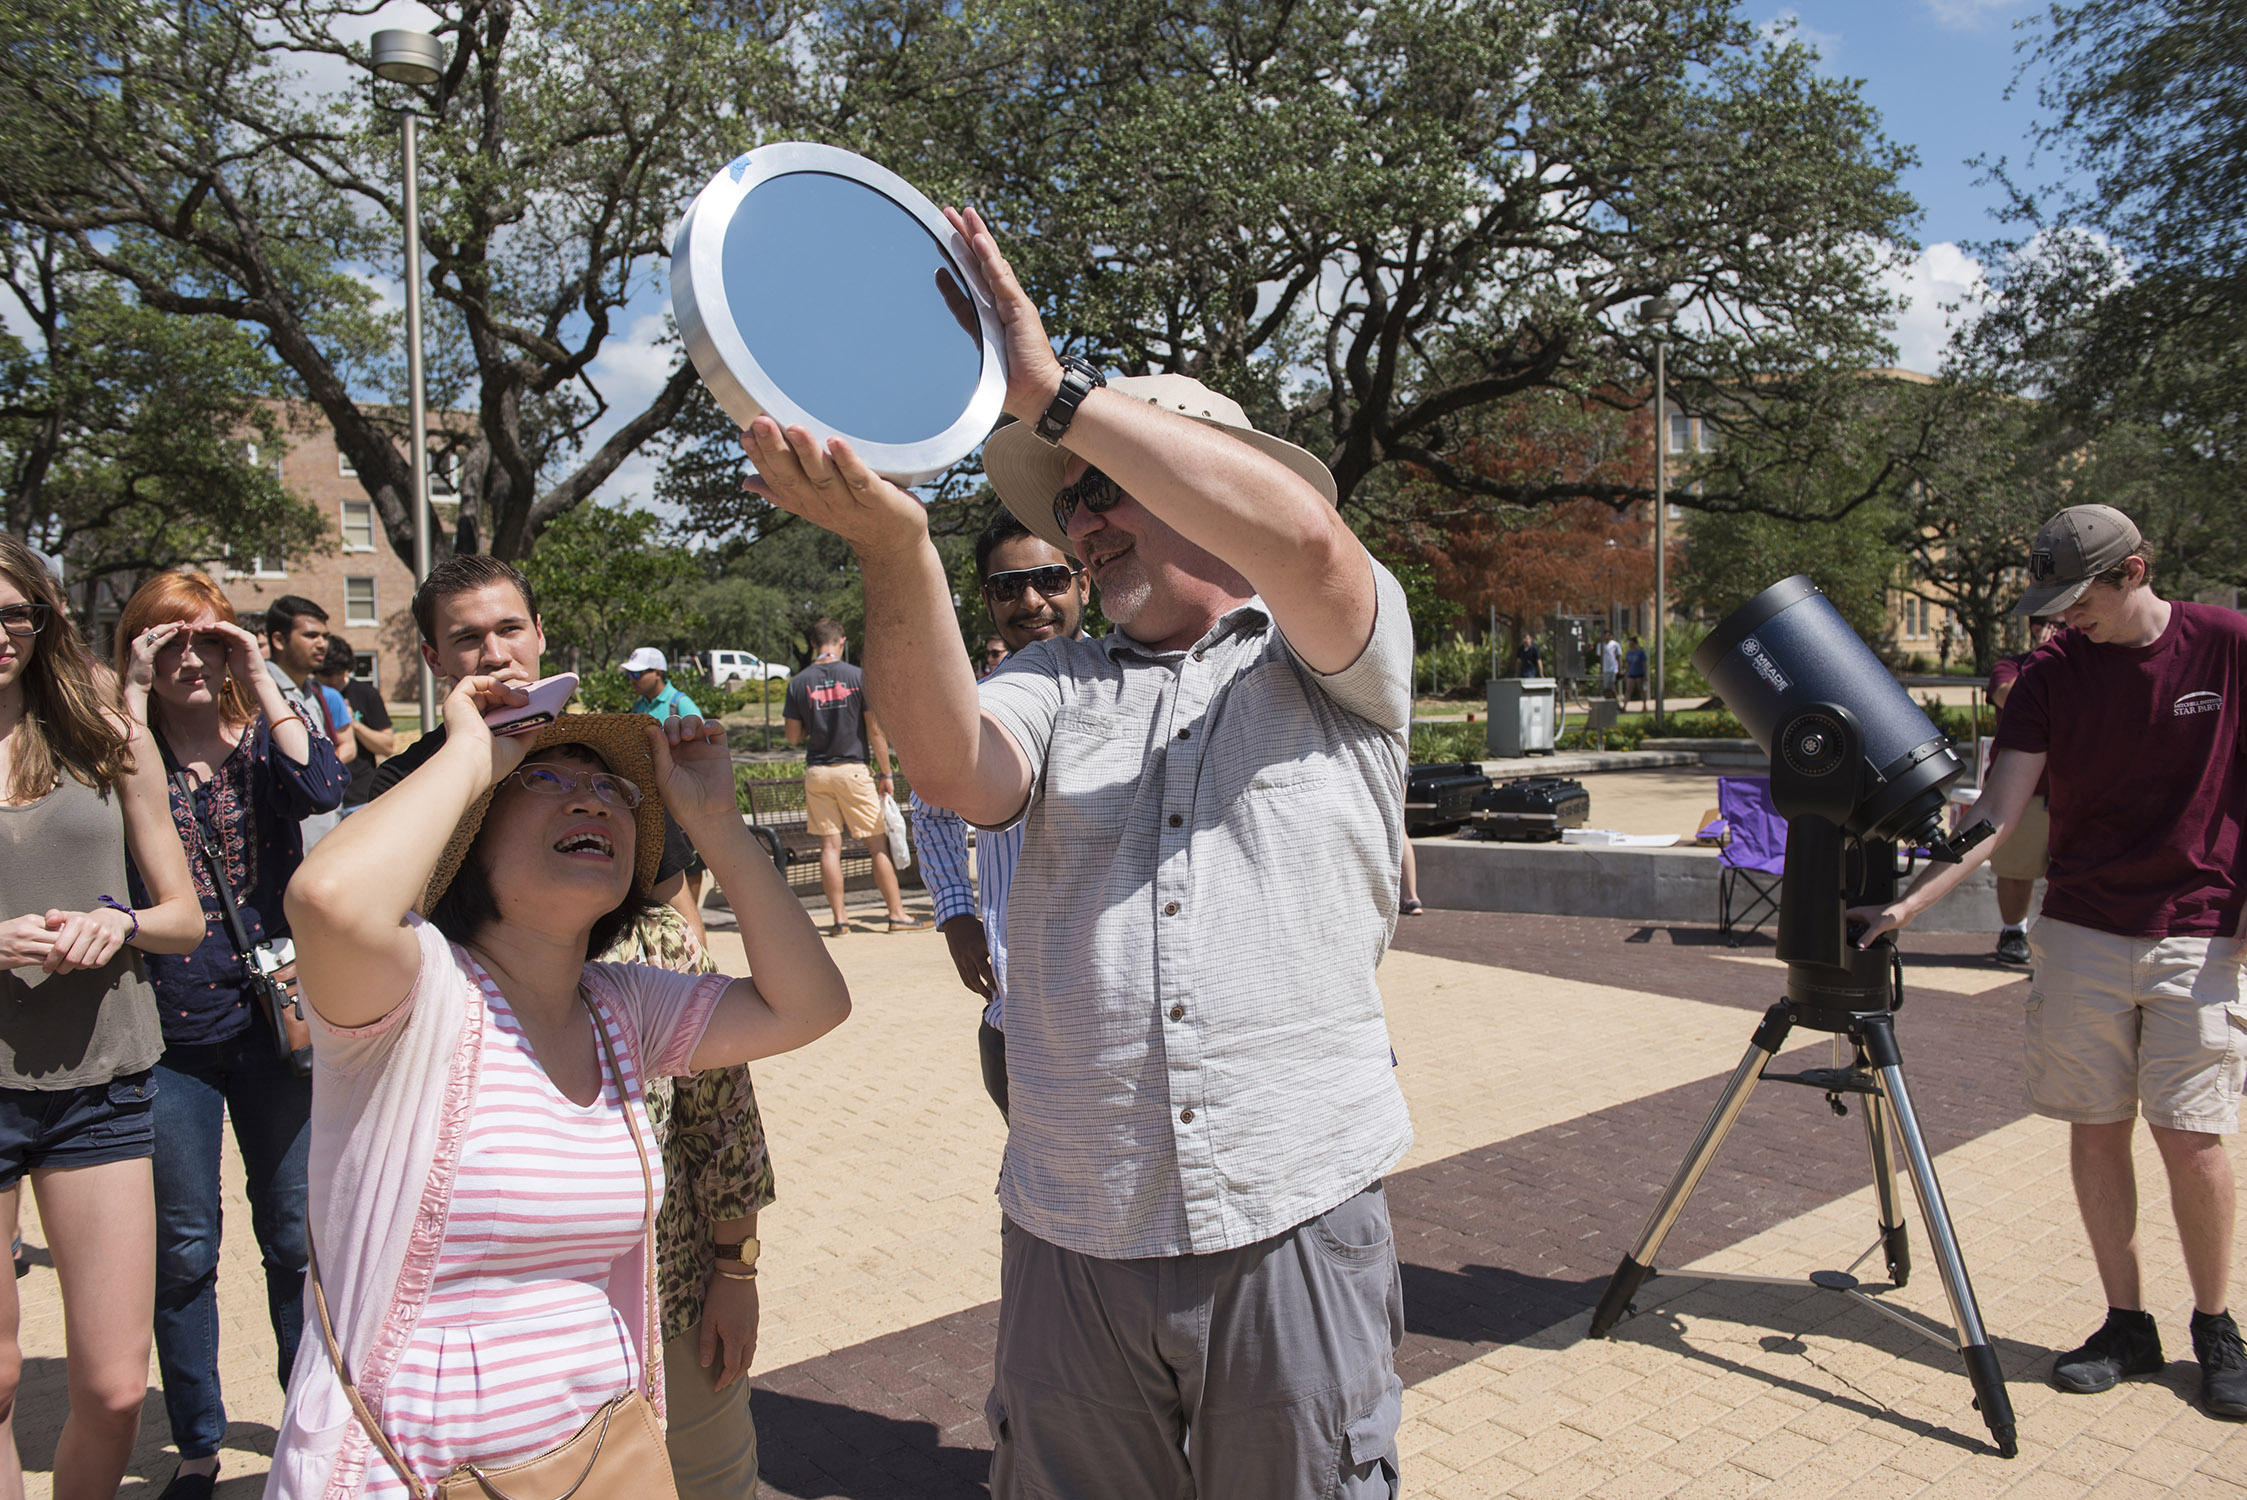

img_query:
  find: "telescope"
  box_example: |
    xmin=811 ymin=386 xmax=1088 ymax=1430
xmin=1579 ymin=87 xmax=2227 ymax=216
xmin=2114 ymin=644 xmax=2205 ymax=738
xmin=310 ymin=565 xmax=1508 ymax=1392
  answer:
xmin=1587 ymin=577 xmax=2018 ymax=1459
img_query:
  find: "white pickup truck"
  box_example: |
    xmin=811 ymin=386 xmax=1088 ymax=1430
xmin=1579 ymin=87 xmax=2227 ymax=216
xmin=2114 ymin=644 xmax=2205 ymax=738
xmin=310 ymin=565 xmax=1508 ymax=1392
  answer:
xmin=699 ymin=649 xmax=792 ymax=689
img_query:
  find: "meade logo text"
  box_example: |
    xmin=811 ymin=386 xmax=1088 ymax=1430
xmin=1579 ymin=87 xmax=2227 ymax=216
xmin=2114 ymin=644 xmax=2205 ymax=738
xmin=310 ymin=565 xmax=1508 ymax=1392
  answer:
xmin=1741 ymin=636 xmax=1791 ymax=694
xmin=2174 ymin=690 xmax=2224 ymax=718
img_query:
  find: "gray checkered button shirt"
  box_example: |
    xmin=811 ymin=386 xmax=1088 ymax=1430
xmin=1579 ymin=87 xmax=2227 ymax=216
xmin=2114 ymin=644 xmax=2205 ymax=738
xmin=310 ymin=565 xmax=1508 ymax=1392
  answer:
xmin=977 ymin=556 xmax=1416 ymax=1259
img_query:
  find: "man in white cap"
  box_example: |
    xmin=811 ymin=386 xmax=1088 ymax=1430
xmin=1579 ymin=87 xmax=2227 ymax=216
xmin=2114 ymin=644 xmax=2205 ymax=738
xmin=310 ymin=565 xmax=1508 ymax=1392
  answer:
xmin=739 ymin=208 xmax=1413 ymax=1496
xmin=623 ymin=646 xmax=702 ymax=722
xmin=1853 ymin=504 xmax=2247 ymax=1420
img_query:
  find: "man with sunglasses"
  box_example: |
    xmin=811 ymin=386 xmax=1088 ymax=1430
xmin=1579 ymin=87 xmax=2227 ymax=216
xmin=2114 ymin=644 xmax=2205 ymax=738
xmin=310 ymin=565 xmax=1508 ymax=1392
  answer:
xmin=741 ymin=208 xmax=1414 ymax=1499
xmin=910 ymin=513 xmax=1090 ymax=1119
xmin=1851 ymin=505 xmax=2247 ymax=1421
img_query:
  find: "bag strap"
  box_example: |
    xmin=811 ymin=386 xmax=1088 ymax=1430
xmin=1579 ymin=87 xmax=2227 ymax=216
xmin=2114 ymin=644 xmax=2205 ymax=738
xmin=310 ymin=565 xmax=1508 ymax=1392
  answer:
xmin=171 ymin=770 xmax=260 ymax=963
xmin=308 ymin=991 xmax=660 ymax=1498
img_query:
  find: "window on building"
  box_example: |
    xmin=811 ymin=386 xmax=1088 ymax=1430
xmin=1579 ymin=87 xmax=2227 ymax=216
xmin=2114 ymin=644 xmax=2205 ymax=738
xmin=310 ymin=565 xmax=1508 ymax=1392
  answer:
xmin=345 ymin=576 xmax=377 ymax=627
xmin=225 ymin=542 xmax=286 ymax=579
xmin=338 ymin=449 xmax=357 ymax=477
xmin=351 ymin=651 xmax=378 ymax=686
xmin=1667 ymin=412 xmax=1690 ymax=453
xmin=341 ymin=500 xmax=375 ymax=551
xmin=1697 ymin=420 xmax=1719 ymax=452
xmin=428 ymin=449 xmax=458 ymax=497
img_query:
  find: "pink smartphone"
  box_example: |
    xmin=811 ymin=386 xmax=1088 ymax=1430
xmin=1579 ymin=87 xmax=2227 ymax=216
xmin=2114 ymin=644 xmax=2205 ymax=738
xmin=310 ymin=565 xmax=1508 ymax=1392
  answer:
xmin=483 ymin=672 xmax=579 ymax=737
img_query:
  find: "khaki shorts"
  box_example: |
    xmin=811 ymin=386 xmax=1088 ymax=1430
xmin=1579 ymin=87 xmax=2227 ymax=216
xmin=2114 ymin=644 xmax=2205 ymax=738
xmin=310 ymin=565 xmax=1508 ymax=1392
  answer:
xmin=804 ymin=762 xmax=882 ymax=839
xmin=2025 ymin=917 xmax=2247 ymax=1133
xmin=1989 ymin=793 xmax=2051 ymax=881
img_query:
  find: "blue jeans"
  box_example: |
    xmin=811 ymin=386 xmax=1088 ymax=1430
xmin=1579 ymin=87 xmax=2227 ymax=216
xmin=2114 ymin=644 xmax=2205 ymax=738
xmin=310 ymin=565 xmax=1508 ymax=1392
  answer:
xmin=151 ymin=1029 xmax=313 ymax=1459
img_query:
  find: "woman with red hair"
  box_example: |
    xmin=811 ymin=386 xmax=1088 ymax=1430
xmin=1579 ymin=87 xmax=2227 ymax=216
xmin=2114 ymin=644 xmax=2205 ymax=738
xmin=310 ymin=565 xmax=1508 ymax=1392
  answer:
xmin=114 ymin=570 xmax=345 ymax=1500
xmin=0 ymin=536 xmax=203 ymax=1498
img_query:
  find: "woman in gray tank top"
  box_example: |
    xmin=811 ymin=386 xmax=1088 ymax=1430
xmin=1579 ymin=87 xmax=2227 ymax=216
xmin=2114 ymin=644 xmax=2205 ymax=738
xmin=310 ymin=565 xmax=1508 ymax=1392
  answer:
xmin=0 ymin=535 xmax=204 ymax=1498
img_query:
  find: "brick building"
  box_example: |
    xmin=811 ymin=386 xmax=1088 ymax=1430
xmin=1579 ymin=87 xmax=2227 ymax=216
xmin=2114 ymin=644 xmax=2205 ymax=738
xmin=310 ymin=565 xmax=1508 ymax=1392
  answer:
xmin=218 ymin=418 xmax=448 ymax=710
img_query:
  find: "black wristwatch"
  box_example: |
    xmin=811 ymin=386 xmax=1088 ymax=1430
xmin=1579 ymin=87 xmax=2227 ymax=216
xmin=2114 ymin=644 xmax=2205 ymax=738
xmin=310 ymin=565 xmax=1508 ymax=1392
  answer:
xmin=1034 ymin=355 xmax=1106 ymax=446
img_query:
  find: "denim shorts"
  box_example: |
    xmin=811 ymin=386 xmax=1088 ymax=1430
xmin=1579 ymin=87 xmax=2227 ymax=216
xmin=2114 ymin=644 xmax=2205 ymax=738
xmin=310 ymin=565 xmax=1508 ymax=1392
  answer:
xmin=0 ymin=1070 xmax=159 ymax=1190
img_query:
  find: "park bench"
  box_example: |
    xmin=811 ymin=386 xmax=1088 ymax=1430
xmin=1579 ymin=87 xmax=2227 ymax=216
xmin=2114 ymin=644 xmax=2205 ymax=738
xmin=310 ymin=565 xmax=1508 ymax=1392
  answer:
xmin=734 ymin=771 xmax=919 ymax=896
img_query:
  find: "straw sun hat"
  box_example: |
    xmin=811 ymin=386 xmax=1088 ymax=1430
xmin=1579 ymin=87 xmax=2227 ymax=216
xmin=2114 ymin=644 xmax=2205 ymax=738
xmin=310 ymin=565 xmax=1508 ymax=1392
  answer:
xmin=418 ymin=714 xmax=669 ymax=916
xmin=980 ymin=373 xmax=1338 ymax=555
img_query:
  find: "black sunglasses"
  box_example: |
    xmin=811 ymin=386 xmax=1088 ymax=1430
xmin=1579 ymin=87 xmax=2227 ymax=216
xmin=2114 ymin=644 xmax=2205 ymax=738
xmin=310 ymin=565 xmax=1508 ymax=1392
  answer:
xmin=983 ymin=564 xmax=1083 ymax=603
xmin=0 ymin=602 xmax=51 ymax=638
xmin=1051 ymin=466 xmax=1126 ymax=539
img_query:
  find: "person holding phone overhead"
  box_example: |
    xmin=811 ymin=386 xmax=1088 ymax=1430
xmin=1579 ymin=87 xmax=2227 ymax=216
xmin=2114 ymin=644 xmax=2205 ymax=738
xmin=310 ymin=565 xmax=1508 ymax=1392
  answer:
xmin=264 ymin=686 xmax=848 ymax=1498
xmin=112 ymin=570 xmax=346 ymax=1500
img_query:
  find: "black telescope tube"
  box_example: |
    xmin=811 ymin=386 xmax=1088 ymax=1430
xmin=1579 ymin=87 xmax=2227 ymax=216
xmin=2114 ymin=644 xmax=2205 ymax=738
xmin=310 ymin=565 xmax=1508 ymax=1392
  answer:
xmin=1693 ymin=577 xmax=1965 ymax=845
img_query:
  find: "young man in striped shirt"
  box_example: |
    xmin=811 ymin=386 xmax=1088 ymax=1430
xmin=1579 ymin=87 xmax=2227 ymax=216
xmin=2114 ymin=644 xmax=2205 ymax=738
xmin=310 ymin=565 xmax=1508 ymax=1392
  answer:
xmin=910 ymin=511 xmax=1090 ymax=1119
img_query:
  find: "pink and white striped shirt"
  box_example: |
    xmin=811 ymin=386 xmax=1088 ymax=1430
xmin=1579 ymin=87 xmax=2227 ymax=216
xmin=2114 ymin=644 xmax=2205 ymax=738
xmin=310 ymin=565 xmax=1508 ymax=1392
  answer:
xmin=362 ymin=961 xmax=658 ymax=1496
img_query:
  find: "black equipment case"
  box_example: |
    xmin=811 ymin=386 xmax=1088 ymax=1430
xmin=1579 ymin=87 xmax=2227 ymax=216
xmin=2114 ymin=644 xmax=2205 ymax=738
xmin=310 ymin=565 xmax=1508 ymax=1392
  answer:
xmin=1468 ymin=775 xmax=1591 ymax=842
xmin=1405 ymin=762 xmax=1493 ymax=836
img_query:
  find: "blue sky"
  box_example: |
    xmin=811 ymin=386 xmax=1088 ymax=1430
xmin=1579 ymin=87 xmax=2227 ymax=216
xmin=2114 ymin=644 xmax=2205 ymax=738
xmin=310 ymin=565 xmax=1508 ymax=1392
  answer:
xmin=1754 ymin=0 xmax=2076 ymax=371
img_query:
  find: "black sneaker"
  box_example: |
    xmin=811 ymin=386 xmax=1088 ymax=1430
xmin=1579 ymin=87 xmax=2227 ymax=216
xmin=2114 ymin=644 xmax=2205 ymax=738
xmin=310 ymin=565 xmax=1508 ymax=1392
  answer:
xmin=1996 ymin=928 xmax=2031 ymax=964
xmin=2052 ymin=1308 xmax=2164 ymax=1392
xmin=2191 ymin=1309 xmax=2247 ymax=1419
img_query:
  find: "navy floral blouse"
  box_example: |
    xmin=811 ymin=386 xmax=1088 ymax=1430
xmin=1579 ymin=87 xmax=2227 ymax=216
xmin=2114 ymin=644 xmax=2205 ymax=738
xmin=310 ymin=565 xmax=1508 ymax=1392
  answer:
xmin=126 ymin=714 xmax=346 ymax=1048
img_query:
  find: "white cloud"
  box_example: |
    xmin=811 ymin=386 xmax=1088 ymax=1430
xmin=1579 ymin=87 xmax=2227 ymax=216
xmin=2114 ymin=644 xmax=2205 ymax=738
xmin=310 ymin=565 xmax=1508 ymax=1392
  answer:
xmin=1919 ymin=0 xmax=2034 ymax=31
xmin=1880 ymin=240 xmax=1990 ymax=373
xmin=1760 ymin=10 xmax=1843 ymax=69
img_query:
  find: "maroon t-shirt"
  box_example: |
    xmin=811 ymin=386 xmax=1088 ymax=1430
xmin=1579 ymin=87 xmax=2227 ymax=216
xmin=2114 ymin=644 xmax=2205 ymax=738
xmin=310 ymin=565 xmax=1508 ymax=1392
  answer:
xmin=1987 ymin=652 xmax=2052 ymax=799
xmin=1994 ymin=601 xmax=2247 ymax=937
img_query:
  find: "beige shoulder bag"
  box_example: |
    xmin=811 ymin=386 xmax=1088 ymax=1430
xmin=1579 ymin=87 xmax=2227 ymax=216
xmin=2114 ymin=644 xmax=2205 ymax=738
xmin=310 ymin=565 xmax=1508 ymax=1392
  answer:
xmin=310 ymin=1011 xmax=679 ymax=1500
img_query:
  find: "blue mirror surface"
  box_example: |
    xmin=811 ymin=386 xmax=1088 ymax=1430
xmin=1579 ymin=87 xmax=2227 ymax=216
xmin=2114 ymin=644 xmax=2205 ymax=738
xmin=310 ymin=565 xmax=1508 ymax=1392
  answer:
xmin=722 ymin=171 xmax=983 ymax=446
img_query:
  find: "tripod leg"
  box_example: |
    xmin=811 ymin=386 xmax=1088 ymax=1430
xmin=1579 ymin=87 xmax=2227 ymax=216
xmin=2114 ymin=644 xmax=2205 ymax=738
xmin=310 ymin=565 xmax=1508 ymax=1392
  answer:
xmin=1592 ymin=1002 xmax=1794 ymax=1338
xmin=1859 ymin=1041 xmax=1912 ymax=1287
xmin=1860 ymin=1017 xmax=2018 ymax=1459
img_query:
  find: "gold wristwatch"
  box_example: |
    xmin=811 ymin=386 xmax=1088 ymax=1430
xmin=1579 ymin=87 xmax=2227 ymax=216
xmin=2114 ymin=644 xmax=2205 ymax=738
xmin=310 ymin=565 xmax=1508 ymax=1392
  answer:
xmin=712 ymin=1237 xmax=761 ymax=1278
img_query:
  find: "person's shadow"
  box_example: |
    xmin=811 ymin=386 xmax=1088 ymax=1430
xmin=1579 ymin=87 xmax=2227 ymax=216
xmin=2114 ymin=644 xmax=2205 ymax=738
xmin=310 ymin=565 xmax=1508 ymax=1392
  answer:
xmin=751 ymin=1387 xmax=991 ymax=1499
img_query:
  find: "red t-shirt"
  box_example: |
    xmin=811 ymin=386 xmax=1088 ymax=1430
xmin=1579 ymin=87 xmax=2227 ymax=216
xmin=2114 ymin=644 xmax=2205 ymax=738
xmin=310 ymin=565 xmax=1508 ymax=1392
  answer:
xmin=1994 ymin=601 xmax=2247 ymax=938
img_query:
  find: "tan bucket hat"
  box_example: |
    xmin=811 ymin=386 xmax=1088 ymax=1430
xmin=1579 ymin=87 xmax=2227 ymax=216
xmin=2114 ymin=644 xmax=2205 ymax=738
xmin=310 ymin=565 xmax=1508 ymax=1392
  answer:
xmin=418 ymin=714 xmax=670 ymax=916
xmin=981 ymin=373 xmax=1338 ymax=554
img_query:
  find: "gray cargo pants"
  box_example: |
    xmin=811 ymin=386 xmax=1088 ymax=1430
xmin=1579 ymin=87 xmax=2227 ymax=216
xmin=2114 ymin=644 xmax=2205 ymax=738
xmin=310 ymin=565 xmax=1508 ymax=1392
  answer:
xmin=986 ymin=1181 xmax=1405 ymax=1500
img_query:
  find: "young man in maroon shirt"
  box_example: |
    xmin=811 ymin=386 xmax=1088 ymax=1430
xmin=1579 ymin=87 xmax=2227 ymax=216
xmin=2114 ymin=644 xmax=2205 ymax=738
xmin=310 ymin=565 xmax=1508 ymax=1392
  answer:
xmin=1854 ymin=504 xmax=2247 ymax=1420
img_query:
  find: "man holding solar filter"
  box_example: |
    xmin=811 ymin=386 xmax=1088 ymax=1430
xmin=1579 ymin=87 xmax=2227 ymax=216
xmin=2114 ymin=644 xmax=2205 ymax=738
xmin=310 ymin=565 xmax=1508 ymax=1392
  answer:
xmin=1850 ymin=504 xmax=2247 ymax=1421
xmin=740 ymin=206 xmax=1414 ymax=1496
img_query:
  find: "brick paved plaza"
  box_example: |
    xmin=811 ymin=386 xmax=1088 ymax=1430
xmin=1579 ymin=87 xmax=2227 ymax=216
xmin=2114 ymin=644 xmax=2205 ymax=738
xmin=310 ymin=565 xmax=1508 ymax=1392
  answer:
xmin=12 ymin=893 xmax=2245 ymax=1497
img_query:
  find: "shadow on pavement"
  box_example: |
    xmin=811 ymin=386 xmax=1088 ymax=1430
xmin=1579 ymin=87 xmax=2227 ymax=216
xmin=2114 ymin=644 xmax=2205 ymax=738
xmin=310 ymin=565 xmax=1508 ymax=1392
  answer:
xmin=752 ymin=1388 xmax=991 ymax=1500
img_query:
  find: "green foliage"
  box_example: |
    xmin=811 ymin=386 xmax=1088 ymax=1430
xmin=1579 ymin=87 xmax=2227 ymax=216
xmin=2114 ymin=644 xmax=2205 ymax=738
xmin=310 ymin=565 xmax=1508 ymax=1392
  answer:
xmin=1679 ymin=495 xmax=1906 ymax=646
xmin=1412 ymin=634 xmax=1510 ymax=701
xmin=0 ymin=0 xmax=795 ymax=563
xmin=1 ymin=230 xmax=327 ymax=598
xmin=519 ymin=506 xmax=704 ymax=672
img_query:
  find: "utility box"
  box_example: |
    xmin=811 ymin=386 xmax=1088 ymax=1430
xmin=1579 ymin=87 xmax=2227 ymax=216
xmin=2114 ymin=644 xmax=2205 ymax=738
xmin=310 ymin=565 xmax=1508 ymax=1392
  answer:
xmin=1487 ymin=677 xmax=1557 ymax=757
xmin=1545 ymin=615 xmax=1601 ymax=684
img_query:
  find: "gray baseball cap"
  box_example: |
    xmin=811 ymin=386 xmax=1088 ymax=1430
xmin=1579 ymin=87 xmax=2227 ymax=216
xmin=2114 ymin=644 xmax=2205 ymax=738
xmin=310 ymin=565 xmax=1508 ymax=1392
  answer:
xmin=2014 ymin=504 xmax=2143 ymax=616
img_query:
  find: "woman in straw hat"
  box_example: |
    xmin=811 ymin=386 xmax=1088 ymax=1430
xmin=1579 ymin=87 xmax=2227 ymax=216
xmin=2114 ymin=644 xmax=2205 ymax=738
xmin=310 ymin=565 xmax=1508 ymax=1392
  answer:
xmin=264 ymin=675 xmax=849 ymax=1498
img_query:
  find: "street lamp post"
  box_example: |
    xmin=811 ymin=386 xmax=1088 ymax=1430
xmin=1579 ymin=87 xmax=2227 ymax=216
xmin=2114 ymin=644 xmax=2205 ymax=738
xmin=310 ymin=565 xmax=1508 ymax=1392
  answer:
xmin=1639 ymin=296 xmax=1678 ymax=723
xmin=372 ymin=28 xmax=444 ymax=734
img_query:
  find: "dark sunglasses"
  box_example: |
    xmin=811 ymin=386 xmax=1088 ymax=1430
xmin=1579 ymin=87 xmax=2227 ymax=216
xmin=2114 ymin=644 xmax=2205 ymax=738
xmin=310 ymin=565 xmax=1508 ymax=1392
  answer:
xmin=0 ymin=602 xmax=51 ymax=638
xmin=983 ymin=563 xmax=1083 ymax=603
xmin=1051 ymin=466 xmax=1125 ymax=539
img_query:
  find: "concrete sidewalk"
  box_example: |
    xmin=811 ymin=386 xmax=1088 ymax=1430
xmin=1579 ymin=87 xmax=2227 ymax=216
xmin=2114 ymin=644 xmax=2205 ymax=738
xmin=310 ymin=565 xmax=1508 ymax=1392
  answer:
xmin=11 ymin=908 xmax=2243 ymax=1498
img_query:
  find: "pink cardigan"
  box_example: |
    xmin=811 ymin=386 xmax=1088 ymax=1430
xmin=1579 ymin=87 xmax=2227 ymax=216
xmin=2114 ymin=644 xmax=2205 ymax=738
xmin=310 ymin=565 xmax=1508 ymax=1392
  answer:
xmin=264 ymin=916 xmax=727 ymax=1500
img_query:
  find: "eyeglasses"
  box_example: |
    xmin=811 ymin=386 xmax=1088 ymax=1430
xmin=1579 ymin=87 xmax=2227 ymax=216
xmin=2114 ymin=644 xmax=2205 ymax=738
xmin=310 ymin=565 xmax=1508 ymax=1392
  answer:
xmin=1051 ymin=466 xmax=1125 ymax=539
xmin=0 ymin=603 xmax=50 ymax=638
xmin=984 ymin=645 xmax=1008 ymax=660
xmin=502 ymin=765 xmax=644 ymax=810
xmin=983 ymin=564 xmax=1083 ymax=603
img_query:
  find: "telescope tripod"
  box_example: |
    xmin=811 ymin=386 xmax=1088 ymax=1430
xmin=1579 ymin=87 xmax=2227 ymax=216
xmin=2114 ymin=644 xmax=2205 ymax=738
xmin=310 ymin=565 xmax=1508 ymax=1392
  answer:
xmin=1587 ymin=811 xmax=2018 ymax=1458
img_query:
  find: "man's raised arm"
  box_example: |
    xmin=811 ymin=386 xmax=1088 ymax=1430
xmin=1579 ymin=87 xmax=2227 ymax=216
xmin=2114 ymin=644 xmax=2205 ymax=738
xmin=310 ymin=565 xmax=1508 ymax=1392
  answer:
xmin=738 ymin=424 xmax=1033 ymax=827
xmin=945 ymin=209 xmax=1375 ymax=675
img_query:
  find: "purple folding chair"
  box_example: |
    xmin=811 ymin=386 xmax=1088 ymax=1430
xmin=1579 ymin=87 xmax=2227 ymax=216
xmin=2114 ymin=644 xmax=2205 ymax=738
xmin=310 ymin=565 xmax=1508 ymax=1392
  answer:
xmin=1716 ymin=776 xmax=1787 ymax=943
